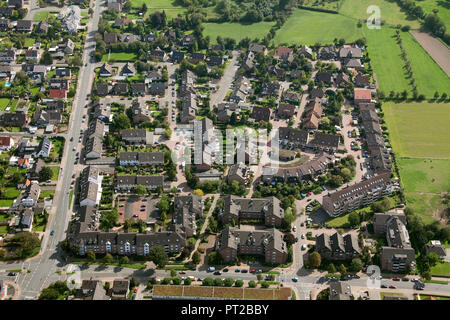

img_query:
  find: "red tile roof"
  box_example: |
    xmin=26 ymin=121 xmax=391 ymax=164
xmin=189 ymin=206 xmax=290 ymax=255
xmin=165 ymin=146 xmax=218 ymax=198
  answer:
xmin=0 ymin=136 xmax=12 ymax=146
xmin=49 ymin=89 xmax=66 ymax=99
xmin=354 ymin=88 xmax=371 ymax=101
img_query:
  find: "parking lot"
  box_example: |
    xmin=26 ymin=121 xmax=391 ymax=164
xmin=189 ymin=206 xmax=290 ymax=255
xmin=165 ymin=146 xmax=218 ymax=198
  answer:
xmin=117 ymin=196 xmax=160 ymax=224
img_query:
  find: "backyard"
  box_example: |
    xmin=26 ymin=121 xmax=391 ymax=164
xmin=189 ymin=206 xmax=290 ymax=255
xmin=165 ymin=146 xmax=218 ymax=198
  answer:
xmin=101 ymin=52 xmax=137 ymax=62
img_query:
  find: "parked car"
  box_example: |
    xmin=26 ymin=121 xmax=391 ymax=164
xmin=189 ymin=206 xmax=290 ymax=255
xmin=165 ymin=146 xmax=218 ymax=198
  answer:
xmin=301 ymin=234 xmax=305 ymax=239
xmin=8 ymin=272 xmax=16 ymax=276
xmin=381 ymin=284 xmax=387 ymax=288
xmin=213 ymin=271 xmax=222 ymax=275
xmin=402 ymin=277 xmax=409 ymax=282
xmin=179 ymin=271 xmax=186 ymax=274
xmin=222 ymin=268 xmax=229 ymax=272
xmin=256 ymin=269 xmax=262 ymax=274
xmin=207 ymin=267 xmax=215 ymax=272
xmin=292 ymin=226 xmax=297 ymax=232
xmin=389 ymin=285 xmax=397 ymax=289
xmin=241 ymin=269 xmax=248 ymax=273
xmin=134 ymin=287 xmax=138 ymax=293
xmin=250 ymin=269 xmax=256 ymax=273
xmin=301 ymin=244 xmax=307 ymax=250
xmin=235 ymin=269 xmax=240 ymax=273
xmin=292 ymin=277 xmax=298 ymax=282
xmin=392 ymin=277 xmax=401 ymax=281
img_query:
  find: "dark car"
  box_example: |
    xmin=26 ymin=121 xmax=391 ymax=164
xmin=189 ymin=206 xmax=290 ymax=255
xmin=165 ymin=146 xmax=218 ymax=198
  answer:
xmin=381 ymin=284 xmax=387 ymax=288
xmin=7 ymin=272 xmax=16 ymax=276
xmin=235 ymin=269 xmax=240 ymax=273
xmin=402 ymin=277 xmax=409 ymax=282
xmin=222 ymin=268 xmax=229 ymax=272
xmin=213 ymin=271 xmax=222 ymax=275
xmin=241 ymin=269 xmax=248 ymax=273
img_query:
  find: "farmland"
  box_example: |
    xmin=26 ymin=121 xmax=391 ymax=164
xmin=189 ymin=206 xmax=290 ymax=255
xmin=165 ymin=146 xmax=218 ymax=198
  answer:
xmin=273 ymin=9 xmax=363 ymax=45
xmin=339 ymin=0 xmax=420 ymax=28
xmin=383 ymin=102 xmax=450 ymax=224
xmin=383 ymin=102 xmax=450 ymax=158
xmin=203 ymin=21 xmax=276 ymax=44
xmin=365 ymin=27 xmax=412 ymax=94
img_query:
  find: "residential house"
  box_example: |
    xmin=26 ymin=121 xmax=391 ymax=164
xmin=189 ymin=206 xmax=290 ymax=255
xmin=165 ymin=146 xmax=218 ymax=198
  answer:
xmin=96 ymin=83 xmax=109 ymax=96
xmin=0 ymin=112 xmax=28 ymax=128
xmin=149 ymin=49 xmax=166 ymax=62
xmin=32 ymin=110 xmax=62 ymax=128
xmin=111 ymin=280 xmax=129 ymax=300
xmin=119 ymin=152 xmax=164 ymax=166
xmin=0 ymin=49 xmax=15 ymax=62
xmin=35 ymin=137 xmax=52 ymax=158
xmin=85 ymin=136 xmax=103 ymax=159
xmin=227 ymin=163 xmax=250 ymax=185
xmin=130 ymin=83 xmax=146 ymax=96
xmin=251 ymin=106 xmax=271 ymax=122
xmin=320 ymin=46 xmax=336 ymax=60
xmin=120 ymin=62 xmax=135 ymax=77
xmin=113 ymin=83 xmax=128 ymax=96
xmin=79 ymin=166 xmax=102 ymax=207
xmin=121 ymin=129 xmax=152 ymax=145
xmin=354 ymin=88 xmax=372 ymax=105
xmin=98 ymin=63 xmax=113 ymax=77
xmin=298 ymin=45 xmax=313 ymax=59
xmin=315 ymin=232 xmax=361 ymax=260
xmin=130 ymin=99 xmax=151 ymax=124
xmin=148 ymin=82 xmax=166 ymax=96
xmin=0 ymin=136 xmax=14 ymax=150
xmin=173 ymin=194 xmax=203 ymax=238
xmin=114 ymin=175 xmax=165 ymax=192
xmin=104 ymin=32 xmax=118 ymax=45
xmin=277 ymin=103 xmax=296 ymax=119
xmin=16 ymin=20 xmax=32 ymax=33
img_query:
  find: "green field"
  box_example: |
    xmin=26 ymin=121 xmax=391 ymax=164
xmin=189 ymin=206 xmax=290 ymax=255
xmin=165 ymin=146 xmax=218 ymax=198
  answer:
xmin=365 ymin=27 xmax=412 ymax=94
xmin=340 ymin=0 xmax=421 ymax=28
xmin=40 ymin=190 xmax=55 ymax=199
xmin=49 ymin=166 xmax=60 ymax=180
xmin=147 ymin=8 xmax=185 ymax=19
xmin=431 ymin=262 xmax=450 ymax=277
xmin=130 ymin=0 xmax=178 ymax=8
xmin=273 ymin=9 xmax=363 ymax=46
xmin=0 ymin=98 xmax=10 ymax=110
xmin=301 ymin=0 xmax=343 ymax=11
xmin=204 ymin=21 xmax=276 ymax=44
xmin=33 ymin=10 xmax=50 ymax=22
xmin=0 ymin=199 xmax=13 ymax=207
xmin=24 ymin=38 xmax=36 ymax=47
xmin=413 ymin=0 xmax=450 ymax=30
xmin=399 ymin=31 xmax=450 ymax=97
xmin=101 ymin=52 xmax=137 ymax=62
xmin=383 ymin=102 xmax=450 ymax=224
xmin=383 ymin=102 xmax=450 ymax=158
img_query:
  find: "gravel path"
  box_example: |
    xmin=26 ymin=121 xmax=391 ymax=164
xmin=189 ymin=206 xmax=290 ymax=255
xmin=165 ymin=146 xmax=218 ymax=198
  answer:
xmin=411 ymin=30 xmax=450 ymax=77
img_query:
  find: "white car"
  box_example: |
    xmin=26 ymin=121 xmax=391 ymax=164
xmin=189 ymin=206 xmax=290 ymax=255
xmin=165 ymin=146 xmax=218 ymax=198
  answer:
xmin=293 ymin=226 xmax=297 ymax=232
xmin=301 ymin=244 xmax=307 ymax=250
xmin=301 ymin=234 xmax=305 ymax=239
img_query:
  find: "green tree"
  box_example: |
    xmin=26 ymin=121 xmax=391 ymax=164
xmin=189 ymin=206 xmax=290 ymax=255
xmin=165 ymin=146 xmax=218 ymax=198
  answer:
xmin=39 ymin=166 xmax=54 ymax=182
xmin=339 ymin=264 xmax=347 ymax=277
xmin=192 ymin=251 xmax=201 ymax=265
xmin=235 ymin=279 xmax=244 ymax=287
xmin=348 ymin=212 xmax=360 ymax=227
xmin=129 ymin=277 xmax=137 ymax=288
xmin=172 ymin=277 xmax=182 ymax=285
xmin=40 ymin=50 xmax=53 ymax=65
xmin=224 ymin=278 xmax=234 ymax=287
xmin=87 ymin=251 xmax=96 ymax=262
xmin=308 ymin=251 xmax=321 ymax=268
xmin=248 ymin=280 xmax=257 ymax=288
xmin=328 ymin=263 xmax=336 ymax=274
xmin=350 ymin=258 xmax=363 ymax=272
xmin=213 ymin=278 xmax=223 ymax=286
xmin=261 ymin=281 xmax=270 ymax=289
xmin=202 ymin=277 xmax=214 ymax=286
xmin=184 ymin=278 xmax=192 ymax=285
xmin=135 ymin=185 xmax=146 ymax=196
xmin=119 ymin=256 xmax=129 ymax=265
xmin=104 ymin=253 xmax=114 ymax=264
xmin=157 ymin=197 xmax=170 ymax=214
xmin=149 ymin=246 xmax=169 ymax=268
xmin=113 ymin=113 xmax=131 ymax=129
xmin=170 ymin=269 xmax=177 ymax=277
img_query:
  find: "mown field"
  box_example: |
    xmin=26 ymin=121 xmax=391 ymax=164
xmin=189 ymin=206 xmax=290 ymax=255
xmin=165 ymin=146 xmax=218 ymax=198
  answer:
xmin=339 ymin=0 xmax=421 ymax=28
xmin=365 ymin=27 xmax=412 ymax=94
xmin=273 ymin=9 xmax=363 ymax=45
xmin=383 ymin=102 xmax=450 ymax=158
xmin=204 ymin=21 xmax=276 ymax=43
xmin=383 ymin=102 xmax=450 ymax=224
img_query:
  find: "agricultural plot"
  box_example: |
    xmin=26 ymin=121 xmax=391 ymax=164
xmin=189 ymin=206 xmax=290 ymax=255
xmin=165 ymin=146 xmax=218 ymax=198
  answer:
xmin=273 ymin=9 xmax=363 ymax=45
xmin=204 ymin=21 xmax=276 ymax=44
xmin=339 ymin=0 xmax=420 ymax=28
xmin=399 ymin=31 xmax=450 ymax=97
xmin=383 ymin=102 xmax=450 ymax=158
xmin=383 ymin=102 xmax=450 ymax=224
xmin=365 ymin=27 xmax=413 ymax=94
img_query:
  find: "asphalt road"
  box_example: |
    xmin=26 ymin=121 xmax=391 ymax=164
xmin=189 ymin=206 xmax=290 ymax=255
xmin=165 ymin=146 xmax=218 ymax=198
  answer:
xmin=0 ymin=0 xmax=103 ymax=299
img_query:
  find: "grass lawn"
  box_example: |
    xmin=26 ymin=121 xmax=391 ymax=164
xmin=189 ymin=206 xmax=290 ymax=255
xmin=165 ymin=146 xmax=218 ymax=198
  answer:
xmin=68 ymin=190 xmax=74 ymax=209
xmin=0 ymin=98 xmax=10 ymax=110
xmin=430 ymin=262 xmax=450 ymax=277
xmin=339 ymin=0 xmax=420 ymax=28
xmin=0 ymin=225 xmax=8 ymax=234
xmin=32 ymin=214 xmax=47 ymax=232
xmin=33 ymin=10 xmax=50 ymax=22
xmin=147 ymin=8 xmax=185 ymax=19
xmin=399 ymin=31 xmax=450 ymax=98
xmin=301 ymin=0 xmax=342 ymax=11
xmin=101 ymin=52 xmax=137 ymax=62
xmin=39 ymin=190 xmax=55 ymax=199
xmin=364 ymin=27 xmax=412 ymax=94
xmin=9 ymin=99 xmax=18 ymax=112
xmin=273 ymin=9 xmax=363 ymax=46
xmin=49 ymin=166 xmax=60 ymax=180
xmin=383 ymin=102 xmax=450 ymax=158
xmin=24 ymin=38 xmax=35 ymax=47
xmin=204 ymin=21 xmax=276 ymax=44
xmin=4 ymin=187 xmax=20 ymax=199
xmin=325 ymin=206 xmax=371 ymax=228
xmin=418 ymin=294 xmax=450 ymax=300
xmin=0 ymin=199 xmax=13 ymax=207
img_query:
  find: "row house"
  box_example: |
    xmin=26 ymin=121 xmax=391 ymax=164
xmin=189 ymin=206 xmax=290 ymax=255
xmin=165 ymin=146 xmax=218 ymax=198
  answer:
xmin=216 ymin=227 xmax=288 ymax=265
xmin=315 ymin=232 xmax=361 ymax=260
xmin=114 ymin=175 xmax=165 ymax=192
xmin=322 ymin=172 xmax=398 ymax=217
xmin=119 ymin=152 xmax=164 ymax=167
